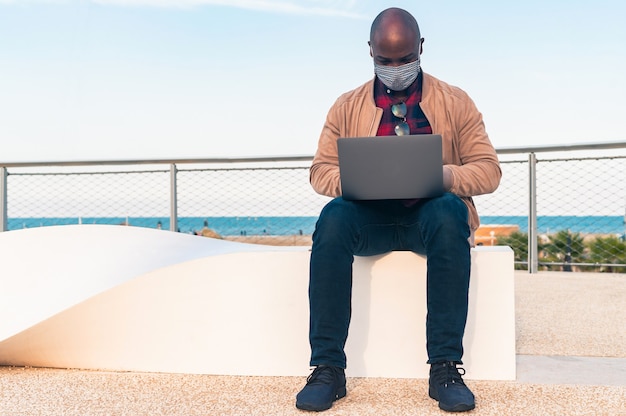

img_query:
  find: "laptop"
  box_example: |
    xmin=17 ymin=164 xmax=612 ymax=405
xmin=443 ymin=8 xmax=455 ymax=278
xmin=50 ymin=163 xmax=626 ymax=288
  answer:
xmin=337 ymin=134 xmax=444 ymax=200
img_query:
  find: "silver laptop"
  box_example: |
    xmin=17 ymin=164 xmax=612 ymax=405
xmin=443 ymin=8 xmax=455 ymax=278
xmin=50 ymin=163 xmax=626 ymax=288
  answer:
xmin=337 ymin=134 xmax=444 ymax=200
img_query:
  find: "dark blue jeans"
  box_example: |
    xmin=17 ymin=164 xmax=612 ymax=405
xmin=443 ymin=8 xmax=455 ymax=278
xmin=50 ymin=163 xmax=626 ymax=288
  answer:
xmin=308 ymin=193 xmax=471 ymax=369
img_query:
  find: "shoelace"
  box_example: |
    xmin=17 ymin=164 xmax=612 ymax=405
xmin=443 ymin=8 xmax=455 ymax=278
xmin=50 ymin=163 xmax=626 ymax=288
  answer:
xmin=432 ymin=362 xmax=467 ymax=388
xmin=306 ymin=366 xmax=340 ymax=386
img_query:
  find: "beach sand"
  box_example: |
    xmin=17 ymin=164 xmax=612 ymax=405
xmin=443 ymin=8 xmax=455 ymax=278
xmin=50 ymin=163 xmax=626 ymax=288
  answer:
xmin=224 ymin=234 xmax=313 ymax=246
xmin=221 ymin=224 xmax=518 ymax=247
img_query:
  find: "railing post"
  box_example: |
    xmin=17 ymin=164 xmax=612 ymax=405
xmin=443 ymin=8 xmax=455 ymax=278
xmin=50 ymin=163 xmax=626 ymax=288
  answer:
xmin=0 ymin=167 xmax=7 ymax=232
xmin=528 ymin=153 xmax=538 ymax=273
xmin=170 ymin=163 xmax=178 ymax=232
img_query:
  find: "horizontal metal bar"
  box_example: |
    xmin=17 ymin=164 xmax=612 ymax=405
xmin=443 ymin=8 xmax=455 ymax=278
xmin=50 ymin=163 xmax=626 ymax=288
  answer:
xmin=514 ymin=261 xmax=626 ymax=268
xmin=2 ymin=141 xmax=626 ymax=168
xmin=538 ymin=262 xmax=626 ymax=268
xmin=0 ymin=155 xmax=315 ymax=169
xmin=496 ymin=140 xmax=626 ymax=155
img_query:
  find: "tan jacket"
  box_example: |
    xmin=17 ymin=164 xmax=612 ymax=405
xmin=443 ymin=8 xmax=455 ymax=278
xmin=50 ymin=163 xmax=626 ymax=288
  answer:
xmin=310 ymin=72 xmax=502 ymax=239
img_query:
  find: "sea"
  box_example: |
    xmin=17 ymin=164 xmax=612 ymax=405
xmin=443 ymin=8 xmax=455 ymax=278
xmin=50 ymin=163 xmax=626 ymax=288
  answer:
xmin=6 ymin=215 xmax=626 ymax=236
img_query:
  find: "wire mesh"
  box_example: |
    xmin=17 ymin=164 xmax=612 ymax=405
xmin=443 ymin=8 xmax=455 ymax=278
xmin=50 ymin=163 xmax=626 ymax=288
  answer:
xmin=6 ymin=167 xmax=171 ymax=228
xmin=174 ymin=163 xmax=330 ymax=244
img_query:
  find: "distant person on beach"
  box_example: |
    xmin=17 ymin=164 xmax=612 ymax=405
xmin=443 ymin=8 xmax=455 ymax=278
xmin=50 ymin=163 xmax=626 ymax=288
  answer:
xmin=198 ymin=220 xmax=222 ymax=239
xmin=295 ymin=8 xmax=501 ymax=413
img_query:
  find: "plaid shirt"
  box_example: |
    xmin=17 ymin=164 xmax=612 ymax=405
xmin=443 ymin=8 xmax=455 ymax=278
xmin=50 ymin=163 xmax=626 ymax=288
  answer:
xmin=374 ymin=71 xmax=433 ymax=137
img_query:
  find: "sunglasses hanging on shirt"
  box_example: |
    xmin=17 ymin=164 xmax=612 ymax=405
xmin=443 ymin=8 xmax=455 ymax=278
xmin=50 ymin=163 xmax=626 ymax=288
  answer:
xmin=391 ymin=102 xmax=410 ymax=136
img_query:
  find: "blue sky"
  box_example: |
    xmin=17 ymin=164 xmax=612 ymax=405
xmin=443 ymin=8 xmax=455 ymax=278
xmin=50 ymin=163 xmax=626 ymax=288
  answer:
xmin=1 ymin=0 xmax=625 ymax=162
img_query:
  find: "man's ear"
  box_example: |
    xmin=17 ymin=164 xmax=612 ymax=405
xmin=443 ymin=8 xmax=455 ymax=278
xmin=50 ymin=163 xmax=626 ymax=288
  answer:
xmin=368 ymin=42 xmax=373 ymax=58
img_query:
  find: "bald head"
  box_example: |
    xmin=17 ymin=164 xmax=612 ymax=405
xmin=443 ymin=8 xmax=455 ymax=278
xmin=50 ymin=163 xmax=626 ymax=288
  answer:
xmin=370 ymin=8 xmax=420 ymax=45
xmin=368 ymin=8 xmax=423 ymax=67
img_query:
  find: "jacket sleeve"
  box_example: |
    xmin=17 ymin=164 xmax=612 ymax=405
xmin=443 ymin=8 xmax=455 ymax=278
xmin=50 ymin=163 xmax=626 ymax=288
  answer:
xmin=309 ymin=102 xmax=343 ymax=198
xmin=445 ymin=92 xmax=502 ymax=197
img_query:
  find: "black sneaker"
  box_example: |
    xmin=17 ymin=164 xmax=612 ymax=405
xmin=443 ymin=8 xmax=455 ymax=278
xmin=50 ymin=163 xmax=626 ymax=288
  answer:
xmin=295 ymin=365 xmax=346 ymax=412
xmin=428 ymin=361 xmax=475 ymax=412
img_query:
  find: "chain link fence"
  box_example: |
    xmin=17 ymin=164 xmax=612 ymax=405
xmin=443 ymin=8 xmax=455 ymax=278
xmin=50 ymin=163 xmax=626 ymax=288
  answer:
xmin=2 ymin=143 xmax=626 ymax=272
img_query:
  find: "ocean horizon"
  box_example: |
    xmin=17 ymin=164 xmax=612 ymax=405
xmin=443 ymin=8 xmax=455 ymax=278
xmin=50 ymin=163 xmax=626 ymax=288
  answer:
xmin=6 ymin=215 xmax=625 ymax=236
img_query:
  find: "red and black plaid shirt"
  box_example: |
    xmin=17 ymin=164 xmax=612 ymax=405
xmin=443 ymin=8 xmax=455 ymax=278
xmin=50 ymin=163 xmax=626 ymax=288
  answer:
xmin=374 ymin=71 xmax=432 ymax=137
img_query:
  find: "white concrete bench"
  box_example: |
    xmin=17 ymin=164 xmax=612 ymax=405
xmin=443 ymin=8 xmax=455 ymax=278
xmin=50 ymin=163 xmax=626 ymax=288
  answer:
xmin=0 ymin=225 xmax=515 ymax=380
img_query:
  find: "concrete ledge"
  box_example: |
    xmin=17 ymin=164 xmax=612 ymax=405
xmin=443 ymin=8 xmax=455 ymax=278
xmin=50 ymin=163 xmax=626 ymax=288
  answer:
xmin=0 ymin=225 xmax=515 ymax=380
xmin=349 ymin=246 xmax=515 ymax=380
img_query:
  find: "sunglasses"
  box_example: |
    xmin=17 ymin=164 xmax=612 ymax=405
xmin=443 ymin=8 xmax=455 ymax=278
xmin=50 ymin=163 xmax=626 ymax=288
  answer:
xmin=391 ymin=102 xmax=410 ymax=136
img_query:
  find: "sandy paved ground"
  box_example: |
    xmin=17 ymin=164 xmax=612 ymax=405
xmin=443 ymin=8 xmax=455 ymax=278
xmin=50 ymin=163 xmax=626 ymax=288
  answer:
xmin=1 ymin=367 xmax=624 ymax=415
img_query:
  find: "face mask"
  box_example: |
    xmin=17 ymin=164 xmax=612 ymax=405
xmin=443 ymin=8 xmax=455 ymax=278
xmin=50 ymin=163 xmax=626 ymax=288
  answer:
xmin=374 ymin=58 xmax=420 ymax=91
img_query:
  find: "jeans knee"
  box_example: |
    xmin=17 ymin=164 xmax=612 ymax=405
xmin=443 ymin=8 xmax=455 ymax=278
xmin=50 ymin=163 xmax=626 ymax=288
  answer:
xmin=316 ymin=198 xmax=354 ymax=229
xmin=313 ymin=198 xmax=358 ymax=243
xmin=418 ymin=194 xmax=470 ymax=246
xmin=427 ymin=193 xmax=468 ymax=224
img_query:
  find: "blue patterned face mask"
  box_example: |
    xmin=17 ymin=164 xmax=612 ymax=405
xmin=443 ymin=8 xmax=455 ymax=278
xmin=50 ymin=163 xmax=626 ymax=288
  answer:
xmin=374 ymin=58 xmax=420 ymax=91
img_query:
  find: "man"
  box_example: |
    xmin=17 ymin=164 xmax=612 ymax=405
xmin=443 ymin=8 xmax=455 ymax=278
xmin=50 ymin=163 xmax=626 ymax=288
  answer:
xmin=295 ymin=7 xmax=501 ymax=413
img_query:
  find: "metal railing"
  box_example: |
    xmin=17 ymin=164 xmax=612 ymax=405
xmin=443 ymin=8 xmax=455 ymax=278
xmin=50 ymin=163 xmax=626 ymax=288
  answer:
xmin=2 ymin=142 xmax=626 ymax=273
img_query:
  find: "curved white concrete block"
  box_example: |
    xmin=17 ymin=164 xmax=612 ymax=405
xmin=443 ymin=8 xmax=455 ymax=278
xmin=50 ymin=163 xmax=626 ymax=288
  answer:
xmin=0 ymin=250 xmax=312 ymax=376
xmin=0 ymin=225 xmax=301 ymax=341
